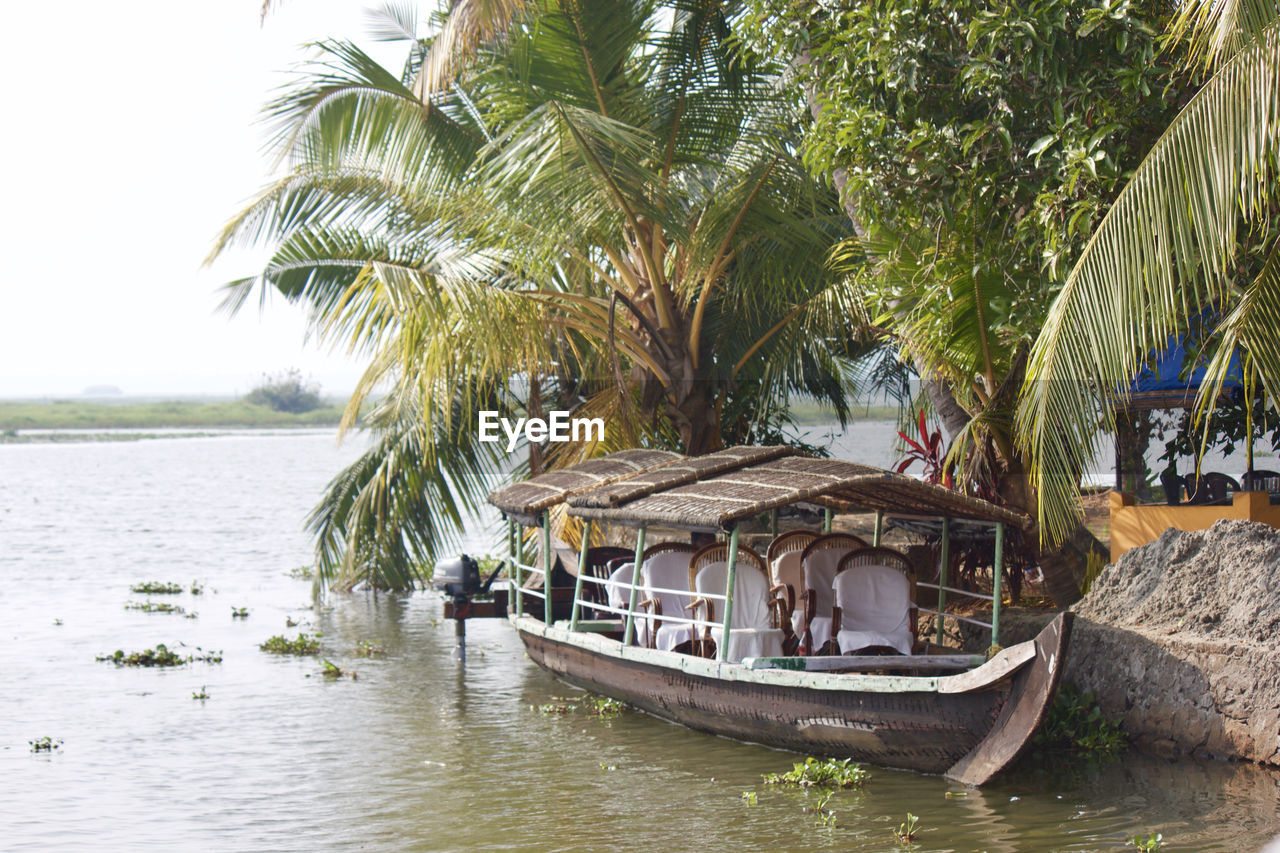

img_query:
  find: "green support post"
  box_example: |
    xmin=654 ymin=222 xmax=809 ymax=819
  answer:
xmin=542 ymin=512 xmax=553 ymax=626
xmin=935 ymin=516 xmax=951 ymax=645
xmin=991 ymin=522 xmax=1004 ymax=649
xmin=623 ymin=525 xmax=647 ymax=646
xmin=718 ymin=525 xmax=740 ymax=661
xmin=873 ymin=510 xmax=884 ymax=546
xmin=513 ymin=520 xmax=523 ymax=618
xmin=823 ymin=508 xmax=833 ymax=533
xmin=570 ymin=522 xmax=591 ymax=630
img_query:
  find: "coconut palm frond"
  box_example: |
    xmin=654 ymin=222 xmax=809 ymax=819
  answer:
xmin=1170 ymin=0 xmax=1280 ymax=71
xmin=309 ymin=394 xmax=511 ymax=592
xmin=1197 ymin=237 xmax=1280 ymax=426
xmin=1020 ymin=21 xmax=1280 ymax=545
xmin=365 ymin=2 xmax=420 ymax=43
xmin=417 ymin=0 xmax=530 ymax=98
xmin=216 ymin=0 xmax=856 ymax=589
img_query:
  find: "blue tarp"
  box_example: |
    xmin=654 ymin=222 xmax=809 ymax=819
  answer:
xmin=1129 ymin=331 xmax=1243 ymax=401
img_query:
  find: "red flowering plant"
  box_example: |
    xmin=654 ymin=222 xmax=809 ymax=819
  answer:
xmin=894 ymin=410 xmax=954 ymax=489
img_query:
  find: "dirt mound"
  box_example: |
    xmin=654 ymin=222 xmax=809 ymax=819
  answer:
xmin=1078 ymin=519 xmax=1280 ymax=647
xmin=1062 ymin=520 xmax=1280 ymax=764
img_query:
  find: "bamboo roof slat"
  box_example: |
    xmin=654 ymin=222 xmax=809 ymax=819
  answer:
xmin=569 ymin=445 xmax=796 ymax=509
xmin=486 ymin=449 xmax=683 ymax=517
xmin=569 ymin=455 xmax=1029 ymax=530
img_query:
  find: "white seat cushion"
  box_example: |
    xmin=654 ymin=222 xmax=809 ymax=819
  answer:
xmin=606 ymin=563 xmax=647 ymax=646
xmin=726 ymin=627 xmax=784 ymax=662
xmin=644 ymin=550 xmax=694 ymax=651
xmin=801 ymin=547 xmax=856 ymax=646
xmin=807 ymin=614 xmax=833 ymax=652
xmin=694 ymin=560 xmax=778 ymax=661
xmin=833 ymin=564 xmax=913 ymax=655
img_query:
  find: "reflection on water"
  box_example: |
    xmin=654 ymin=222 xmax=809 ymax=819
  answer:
xmin=1 ymin=430 xmax=1278 ymax=851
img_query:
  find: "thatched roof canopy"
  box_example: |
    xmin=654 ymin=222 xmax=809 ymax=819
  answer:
xmin=487 ymin=449 xmax=682 ymax=523
xmin=571 ymin=445 xmax=796 ymax=509
xmin=568 ymin=454 xmax=1029 ymax=531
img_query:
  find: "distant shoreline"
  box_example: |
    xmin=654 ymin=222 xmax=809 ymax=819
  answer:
xmin=1 ymin=397 xmax=902 ymax=432
xmin=0 ymin=399 xmax=346 ymax=433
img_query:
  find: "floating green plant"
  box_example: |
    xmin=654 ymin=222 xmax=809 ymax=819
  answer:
xmin=586 ymin=697 xmax=625 ymax=717
xmin=537 ymin=695 xmax=625 ymax=719
xmin=763 ymin=757 xmax=869 ymax=789
xmin=285 ymin=616 xmax=299 ymax=627
xmin=96 ymin=643 xmax=222 ymax=667
xmin=893 ymin=812 xmax=920 ymax=843
xmin=29 ymin=737 xmax=62 ymax=753
xmin=353 ymin=640 xmax=384 ymax=657
xmin=319 ymin=659 xmax=356 ymax=680
xmin=130 ymin=581 xmax=183 ymax=595
xmin=803 ymin=791 xmax=837 ymax=827
xmin=192 ymin=686 xmax=210 ymax=700
xmin=189 ymin=581 xmax=204 ymax=595
xmin=286 ymin=565 xmax=314 ymax=580
xmin=125 ymin=600 xmax=186 ymax=614
xmin=53 ymin=618 xmax=63 ymax=626
xmin=259 ymin=633 xmax=321 ymax=655
xmin=1128 ymin=832 xmax=1163 ymax=851
xmin=231 ymin=607 xmax=249 ymax=619
xmin=740 ymin=791 xmax=757 ymax=806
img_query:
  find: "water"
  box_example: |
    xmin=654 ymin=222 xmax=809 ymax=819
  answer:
xmin=2 ymin=429 xmax=1279 ymax=851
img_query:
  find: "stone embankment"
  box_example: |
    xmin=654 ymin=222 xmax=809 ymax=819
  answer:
xmin=998 ymin=519 xmax=1280 ymax=765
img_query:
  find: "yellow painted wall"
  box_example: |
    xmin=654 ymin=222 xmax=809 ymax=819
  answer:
xmin=1109 ymin=490 xmax=1280 ymax=562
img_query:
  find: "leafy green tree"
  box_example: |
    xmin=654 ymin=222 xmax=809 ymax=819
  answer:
xmin=1020 ymin=0 xmax=1280 ymax=543
xmin=244 ymin=368 xmax=323 ymax=413
xmin=744 ymin=0 xmax=1191 ymax=604
xmin=214 ymin=0 xmax=866 ymax=589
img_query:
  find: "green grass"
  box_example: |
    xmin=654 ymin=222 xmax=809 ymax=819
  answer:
xmin=0 ymin=399 xmax=346 ymax=431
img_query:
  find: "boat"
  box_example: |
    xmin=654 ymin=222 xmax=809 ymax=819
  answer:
xmin=483 ymin=446 xmax=1073 ymax=786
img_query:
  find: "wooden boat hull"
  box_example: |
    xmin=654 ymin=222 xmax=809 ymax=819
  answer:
xmin=515 ymin=611 xmax=1072 ymax=785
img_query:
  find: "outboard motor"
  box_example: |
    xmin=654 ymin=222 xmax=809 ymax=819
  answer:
xmin=433 ymin=554 xmax=481 ymax=598
xmin=433 ymin=554 xmax=502 ymax=664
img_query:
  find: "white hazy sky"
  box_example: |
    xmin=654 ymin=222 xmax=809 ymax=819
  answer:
xmin=0 ymin=1 xmax=412 ymax=398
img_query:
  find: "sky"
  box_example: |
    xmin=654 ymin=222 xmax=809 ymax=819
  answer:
xmin=0 ymin=1 xmax=413 ymax=398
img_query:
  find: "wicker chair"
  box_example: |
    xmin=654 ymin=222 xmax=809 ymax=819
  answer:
xmin=636 ymin=542 xmax=698 ymax=652
xmin=765 ymin=530 xmax=817 ymax=655
xmin=581 ymin=546 xmax=634 ymax=611
xmin=602 ymin=557 xmax=645 ymax=645
xmin=828 ymin=547 xmax=917 ymax=656
xmin=686 ymin=543 xmax=786 ymax=661
xmin=798 ymin=533 xmax=869 ymax=655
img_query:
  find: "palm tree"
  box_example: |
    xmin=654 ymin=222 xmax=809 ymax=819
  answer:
xmin=214 ymin=0 xmax=865 ymax=589
xmin=1020 ymin=0 xmax=1280 ymax=544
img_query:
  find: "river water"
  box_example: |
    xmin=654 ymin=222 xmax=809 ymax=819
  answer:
xmin=2 ymin=428 xmax=1278 ymax=851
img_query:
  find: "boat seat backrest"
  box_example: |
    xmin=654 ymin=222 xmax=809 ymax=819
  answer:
xmin=800 ymin=534 xmax=867 ymax=614
xmin=642 ymin=544 xmax=696 ymax=617
xmin=766 ymin=530 xmax=818 ymax=566
xmin=771 ymin=551 xmax=804 ymax=599
xmin=586 ymin=547 xmax=633 ymax=579
xmin=835 ymin=547 xmax=916 ymax=634
xmin=694 ymin=561 xmax=773 ymax=630
xmin=834 ymin=563 xmax=911 ymax=634
xmin=605 ymin=563 xmax=642 ymax=612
